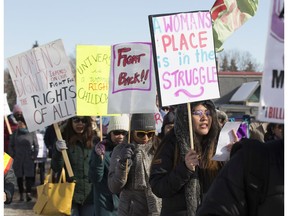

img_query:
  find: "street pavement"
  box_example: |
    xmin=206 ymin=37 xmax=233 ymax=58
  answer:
xmin=4 ymin=189 xmax=38 ymax=216
xmin=4 ymin=159 xmax=51 ymax=216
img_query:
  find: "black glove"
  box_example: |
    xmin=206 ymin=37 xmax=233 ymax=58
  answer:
xmin=119 ymin=144 xmax=135 ymax=164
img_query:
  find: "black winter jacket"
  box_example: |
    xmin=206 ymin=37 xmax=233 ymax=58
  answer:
xmin=196 ymin=139 xmax=284 ymax=216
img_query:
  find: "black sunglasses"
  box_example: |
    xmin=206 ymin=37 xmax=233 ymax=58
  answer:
xmin=112 ymin=130 xmax=128 ymax=136
xmin=135 ymin=130 xmax=155 ymax=138
xmin=72 ymin=117 xmax=88 ymax=124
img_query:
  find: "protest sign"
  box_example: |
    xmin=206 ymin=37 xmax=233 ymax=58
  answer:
xmin=108 ymin=42 xmax=157 ymax=114
xmin=149 ymin=11 xmax=220 ymax=107
xmin=6 ymin=39 xmax=76 ymax=132
xmin=76 ymin=45 xmax=112 ymax=116
xmin=4 ymin=93 xmax=11 ymax=116
xmin=258 ymin=0 xmax=284 ymax=123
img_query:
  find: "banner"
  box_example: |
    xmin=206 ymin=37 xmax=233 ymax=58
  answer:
xmin=76 ymin=45 xmax=111 ymax=116
xmin=6 ymin=39 xmax=76 ymax=131
xmin=258 ymin=0 xmax=284 ymax=123
xmin=108 ymin=42 xmax=157 ymax=114
xmin=149 ymin=11 xmax=220 ymax=107
xmin=4 ymin=93 xmax=11 ymax=116
xmin=211 ymin=0 xmax=259 ymax=52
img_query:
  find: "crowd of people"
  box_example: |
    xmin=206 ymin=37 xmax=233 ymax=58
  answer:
xmin=4 ymin=100 xmax=284 ymax=216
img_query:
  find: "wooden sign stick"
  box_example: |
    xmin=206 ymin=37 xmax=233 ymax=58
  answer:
xmin=4 ymin=116 xmax=12 ymax=135
xmin=187 ymin=103 xmax=195 ymax=171
xmin=53 ymin=123 xmax=74 ymax=177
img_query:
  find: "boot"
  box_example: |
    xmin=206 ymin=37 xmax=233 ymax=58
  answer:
xmin=19 ymin=193 xmax=24 ymax=201
xmin=26 ymin=193 xmax=32 ymax=202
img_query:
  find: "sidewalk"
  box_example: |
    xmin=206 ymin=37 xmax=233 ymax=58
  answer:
xmin=4 ymin=159 xmax=51 ymax=216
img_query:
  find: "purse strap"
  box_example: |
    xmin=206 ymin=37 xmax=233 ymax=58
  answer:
xmin=59 ymin=168 xmax=66 ymax=183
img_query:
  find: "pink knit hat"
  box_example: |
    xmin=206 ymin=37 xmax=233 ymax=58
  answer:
xmin=12 ymin=104 xmax=22 ymax=114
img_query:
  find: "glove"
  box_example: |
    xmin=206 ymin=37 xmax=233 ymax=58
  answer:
xmin=119 ymin=144 xmax=135 ymax=164
xmin=56 ymin=140 xmax=67 ymax=152
xmin=95 ymin=141 xmax=106 ymax=156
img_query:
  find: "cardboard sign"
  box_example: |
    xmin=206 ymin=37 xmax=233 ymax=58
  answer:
xmin=108 ymin=42 xmax=157 ymax=114
xmin=149 ymin=11 xmax=220 ymax=107
xmin=4 ymin=93 xmax=11 ymax=116
xmin=6 ymin=39 xmax=76 ymax=131
xmin=76 ymin=45 xmax=111 ymax=115
xmin=258 ymin=0 xmax=284 ymax=123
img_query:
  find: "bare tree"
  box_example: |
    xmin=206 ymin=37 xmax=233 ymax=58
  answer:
xmin=4 ymin=68 xmax=16 ymax=109
xmin=217 ymin=49 xmax=263 ymax=72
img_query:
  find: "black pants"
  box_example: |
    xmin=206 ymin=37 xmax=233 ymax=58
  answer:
xmin=35 ymin=162 xmax=46 ymax=184
xmin=17 ymin=176 xmax=34 ymax=194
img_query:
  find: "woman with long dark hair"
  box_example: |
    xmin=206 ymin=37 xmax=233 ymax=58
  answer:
xmin=149 ymin=100 xmax=223 ymax=216
xmin=51 ymin=116 xmax=99 ymax=216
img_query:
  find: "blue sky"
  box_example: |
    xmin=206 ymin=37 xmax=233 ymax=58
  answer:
xmin=4 ymin=0 xmax=270 ymax=69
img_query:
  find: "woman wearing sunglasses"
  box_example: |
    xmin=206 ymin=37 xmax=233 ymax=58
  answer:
xmin=51 ymin=116 xmax=100 ymax=216
xmin=149 ymin=100 xmax=223 ymax=216
xmin=89 ymin=114 xmax=130 ymax=216
xmin=108 ymin=113 xmax=162 ymax=216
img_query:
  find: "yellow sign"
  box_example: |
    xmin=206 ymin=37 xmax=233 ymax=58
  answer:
xmin=76 ymin=45 xmax=112 ymax=116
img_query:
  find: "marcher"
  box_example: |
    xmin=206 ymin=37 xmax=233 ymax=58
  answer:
xmin=89 ymin=114 xmax=130 ymax=216
xmin=108 ymin=113 xmax=162 ymax=216
xmin=149 ymin=100 xmax=224 ymax=216
xmin=4 ymin=152 xmax=16 ymax=204
xmin=4 ymin=114 xmax=18 ymax=153
xmin=196 ymin=138 xmax=284 ymax=216
xmin=8 ymin=104 xmax=39 ymax=202
xmin=51 ymin=116 xmax=99 ymax=216
xmin=216 ymin=109 xmax=228 ymax=128
xmin=34 ymin=128 xmax=48 ymax=185
xmin=249 ymin=121 xmax=268 ymax=142
xmin=264 ymin=123 xmax=284 ymax=141
xmin=153 ymin=110 xmax=175 ymax=151
xmin=158 ymin=110 xmax=175 ymax=140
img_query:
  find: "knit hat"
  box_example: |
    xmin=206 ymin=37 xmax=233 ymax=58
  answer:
xmin=13 ymin=104 xmax=22 ymax=114
xmin=107 ymin=114 xmax=130 ymax=134
xmin=161 ymin=111 xmax=175 ymax=135
xmin=130 ymin=113 xmax=156 ymax=131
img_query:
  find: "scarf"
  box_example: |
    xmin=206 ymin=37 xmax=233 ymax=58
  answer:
xmin=174 ymin=104 xmax=201 ymax=216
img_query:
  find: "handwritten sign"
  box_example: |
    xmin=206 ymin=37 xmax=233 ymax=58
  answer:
xmin=149 ymin=11 xmax=220 ymax=107
xmin=108 ymin=42 xmax=157 ymax=114
xmin=76 ymin=45 xmax=111 ymax=115
xmin=4 ymin=93 xmax=11 ymax=116
xmin=6 ymin=39 xmax=76 ymax=132
xmin=258 ymin=0 xmax=284 ymax=123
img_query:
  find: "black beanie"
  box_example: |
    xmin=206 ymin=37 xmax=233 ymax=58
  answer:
xmin=130 ymin=113 xmax=156 ymax=131
xmin=161 ymin=111 xmax=175 ymax=135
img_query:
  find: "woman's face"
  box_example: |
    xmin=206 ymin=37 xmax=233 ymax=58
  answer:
xmin=192 ymin=104 xmax=212 ymax=136
xmin=272 ymin=124 xmax=284 ymax=140
xmin=71 ymin=116 xmax=87 ymax=134
xmin=133 ymin=130 xmax=155 ymax=144
xmin=111 ymin=130 xmax=128 ymax=144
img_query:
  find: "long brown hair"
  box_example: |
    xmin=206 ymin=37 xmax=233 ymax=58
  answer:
xmin=62 ymin=116 xmax=94 ymax=149
xmin=191 ymin=101 xmax=221 ymax=178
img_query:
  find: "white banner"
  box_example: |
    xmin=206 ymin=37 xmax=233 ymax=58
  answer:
xmin=149 ymin=11 xmax=220 ymax=107
xmin=258 ymin=0 xmax=284 ymax=123
xmin=4 ymin=93 xmax=11 ymax=116
xmin=6 ymin=39 xmax=76 ymax=131
xmin=108 ymin=42 xmax=157 ymax=114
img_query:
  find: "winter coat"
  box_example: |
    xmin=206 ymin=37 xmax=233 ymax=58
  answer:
xmin=196 ymin=139 xmax=284 ymax=216
xmin=108 ymin=142 xmax=161 ymax=216
xmin=89 ymin=139 xmax=119 ymax=216
xmin=149 ymin=132 xmax=196 ymax=216
xmin=9 ymin=129 xmax=39 ymax=177
xmin=51 ymin=139 xmax=94 ymax=205
xmin=150 ymin=130 xmax=223 ymax=216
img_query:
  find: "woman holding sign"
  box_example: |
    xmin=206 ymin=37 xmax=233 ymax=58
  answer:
xmin=149 ymin=100 xmax=223 ymax=216
xmin=108 ymin=113 xmax=162 ymax=216
xmin=51 ymin=116 xmax=100 ymax=216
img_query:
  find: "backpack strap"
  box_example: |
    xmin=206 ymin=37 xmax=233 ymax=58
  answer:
xmin=231 ymin=138 xmax=269 ymax=216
